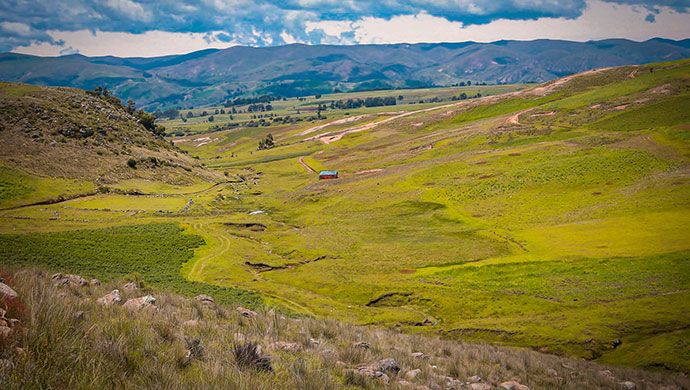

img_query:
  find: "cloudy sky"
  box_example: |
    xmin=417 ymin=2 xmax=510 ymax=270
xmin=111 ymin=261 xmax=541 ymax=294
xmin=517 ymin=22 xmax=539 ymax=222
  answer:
xmin=1 ymin=0 xmax=689 ymax=57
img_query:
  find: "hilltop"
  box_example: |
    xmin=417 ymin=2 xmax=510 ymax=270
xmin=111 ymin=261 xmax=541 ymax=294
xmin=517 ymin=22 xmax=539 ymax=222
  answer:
xmin=1 ymin=38 xmax=690 ymax=109
xmin=0 ymin=82 xmax=222 ymax=208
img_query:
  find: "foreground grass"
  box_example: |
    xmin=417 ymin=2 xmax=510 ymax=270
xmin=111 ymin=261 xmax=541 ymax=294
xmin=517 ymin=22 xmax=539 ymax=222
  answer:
xmin=1 ymin=268 xmax=688 ymax=389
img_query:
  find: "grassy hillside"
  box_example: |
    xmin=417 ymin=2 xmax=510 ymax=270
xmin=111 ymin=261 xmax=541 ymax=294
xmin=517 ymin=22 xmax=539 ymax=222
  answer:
xmin=0 ymin=82 xmax=222 ymax=209
xmin=1 ymin=268 xmax=688 ymax=389
xmin=0 ymin=59 xmax=689 ymax=377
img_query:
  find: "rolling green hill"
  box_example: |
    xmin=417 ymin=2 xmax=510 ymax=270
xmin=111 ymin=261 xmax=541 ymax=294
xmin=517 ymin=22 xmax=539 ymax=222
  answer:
xmin=0 ymin=59 xmax=689 ymax=376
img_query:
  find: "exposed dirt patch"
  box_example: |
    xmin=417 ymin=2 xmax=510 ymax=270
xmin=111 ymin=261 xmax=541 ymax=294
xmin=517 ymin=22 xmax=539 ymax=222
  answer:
xmin=399 ymin=269 xmax=416 ymax=274
xmin=592 ymin=192 xmax=602 ymax=196
xmin=474 ymin=161 xmax=488 ymax=165
xmin=508 ymin=153 xmax=522 ymax=156
xmin=366 ymin=292 xmax=413 ymax=307
xmin=531 ymin=111 xmax=556 ymax=117
xmin=224 ymin=222 xmax=267 ymax=231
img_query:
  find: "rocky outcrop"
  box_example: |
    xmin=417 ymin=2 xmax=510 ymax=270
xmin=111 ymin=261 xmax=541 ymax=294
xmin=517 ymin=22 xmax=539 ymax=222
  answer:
xmin=123 ymin=295 xmax=157 ymax=311
xmin=500 ymin=380 xmax=530 ymax=390
xmin=194 ymin=294 xmax=215 ymax=305
xmin=97 ymin=289 xmax=122 ymax=305
xmin=52 ymin=273 xmax=88 ymax=287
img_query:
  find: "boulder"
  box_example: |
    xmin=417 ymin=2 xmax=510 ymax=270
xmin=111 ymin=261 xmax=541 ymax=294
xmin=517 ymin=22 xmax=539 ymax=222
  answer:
xmin=123 ymin=281 xmax=139 ymax=291
xmin=619 ymin=382 xmax=636 ymax=390
xmin=354 ymin=341 xmax=371 ymax=349
xmin=194 ymin=294 xmax=215 ymax=305
xmin=470 ymin=384 xmax=491 ymax=390
xmin=89 ymin=279 xmax=101 ymax=286
xmin=123 ymin=295 xmax=156 ymax=311
xmin=346 ymin=367 xmax=390 ymax=385
xmin=52 ymin=273 xmax=89 ymax=287
xmin=468 ymin=375 xmax=482 ymax=383
xmin=0 ymin=282 xmax=18 ymax=299
xmin=236 ymin=306 xmax=257 ymax=318
xmin=411 ymin=352 xmax=430 ymax=360
xmin=500 ymin=381 xmax=530 ymax=390
xmin=97 ymin=289 xmax=122 ymax=305
xmin=368 ymin=358 xmax=400 ymax=374
xmin=405 ymin=368 xmax=422 ymax=380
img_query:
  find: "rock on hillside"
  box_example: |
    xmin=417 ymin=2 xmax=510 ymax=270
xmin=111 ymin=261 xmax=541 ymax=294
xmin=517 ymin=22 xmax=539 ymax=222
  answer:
xmin=0 ymin=82 xmax=222 ymax=185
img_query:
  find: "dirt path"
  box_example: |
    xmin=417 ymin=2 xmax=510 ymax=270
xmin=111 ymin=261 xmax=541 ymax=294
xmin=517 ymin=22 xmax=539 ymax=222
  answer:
xmin=303 ymin=99 xmax=492 ymax=144
xmin=506 ymin=108 xmax=535 ymax=125
xmin=297 ymin=157 xmax=316 ymax=173
xmin=188 ymin=222 xmax=232 ymax=278
xmin=297 ymin=112 xmax=402 ymax=136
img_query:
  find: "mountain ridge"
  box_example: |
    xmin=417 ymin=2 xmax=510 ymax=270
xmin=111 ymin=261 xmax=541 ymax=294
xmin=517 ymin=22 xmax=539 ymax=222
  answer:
xmin=2 ymin=38 xmax=689 ymax=110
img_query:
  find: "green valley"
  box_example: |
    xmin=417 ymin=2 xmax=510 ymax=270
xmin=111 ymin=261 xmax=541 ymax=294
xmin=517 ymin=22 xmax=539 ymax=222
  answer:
xmin=1 ymin=58 xmax=689 ymax=376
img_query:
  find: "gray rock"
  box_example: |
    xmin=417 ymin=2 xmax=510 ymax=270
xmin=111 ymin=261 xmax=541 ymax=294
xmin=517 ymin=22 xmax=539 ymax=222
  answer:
xmin=619 ymin=382 xmax=636 ymax=390
xmin=236 ymin=306 xmax=257 ymax=318
xmin=354 ymin=341 xmax=371 ymax=349
xmin=123 ymin=295 xmax=156 ymax=311
xmin=97 ymin=289 xmax=122 ymax=305
xmin=369 ymin=358 xmax=400 ymax=374
xmin=194 ymin=294 xmax=215 ymax=305
xmin=0 ymin=282 xmax=17 ymax=299
xmin=405 ymin=368 xmax=422 ymax=380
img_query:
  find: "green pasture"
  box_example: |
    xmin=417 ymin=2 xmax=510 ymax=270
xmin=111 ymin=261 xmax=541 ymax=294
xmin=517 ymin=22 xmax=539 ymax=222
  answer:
xmin=1 ymin=61 xmax=689 ymax=372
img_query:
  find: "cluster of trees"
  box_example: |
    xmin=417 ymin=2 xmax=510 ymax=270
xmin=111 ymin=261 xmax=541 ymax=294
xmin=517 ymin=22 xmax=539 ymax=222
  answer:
xmin=450 ymin=92 xmax=482 ymax=101
xmin=152 ymin=107 xmax=179 ymax=120
xmin=450 ymin=81 xmax=487 ymax=87
xmin=329 ymin=96 xmax=397 ymax=110
xmin=223 ymin=95 xmax=279 ymax=107
xmin=257 ymin=133 xmax=275 ymax=150
xmin=247 ymin=103 xmax=272 ymax=112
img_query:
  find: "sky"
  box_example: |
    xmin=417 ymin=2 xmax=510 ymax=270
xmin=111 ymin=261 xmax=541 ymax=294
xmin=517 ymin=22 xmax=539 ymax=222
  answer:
xmin=0 ymin=0 xmax=689 ymax=57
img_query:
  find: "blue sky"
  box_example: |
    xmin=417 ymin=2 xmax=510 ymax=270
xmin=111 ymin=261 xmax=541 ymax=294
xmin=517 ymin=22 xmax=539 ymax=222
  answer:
xmin=1 ymin=0 xmax=689 ymax=57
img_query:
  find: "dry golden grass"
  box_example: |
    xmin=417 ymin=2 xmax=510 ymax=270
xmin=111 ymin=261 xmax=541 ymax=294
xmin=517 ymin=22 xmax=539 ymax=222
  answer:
xmin=0 ymin=267 xmax=688 ymax=389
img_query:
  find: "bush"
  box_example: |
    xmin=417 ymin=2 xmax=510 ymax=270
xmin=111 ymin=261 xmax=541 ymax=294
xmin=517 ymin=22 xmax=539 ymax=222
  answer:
xmin=127 ymin=158 xmax=137 ymax=169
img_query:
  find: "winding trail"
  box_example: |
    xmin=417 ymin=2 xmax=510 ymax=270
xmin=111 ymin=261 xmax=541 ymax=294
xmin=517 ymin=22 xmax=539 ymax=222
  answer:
xmin=297 ymin=157 xmax=316 ymax=173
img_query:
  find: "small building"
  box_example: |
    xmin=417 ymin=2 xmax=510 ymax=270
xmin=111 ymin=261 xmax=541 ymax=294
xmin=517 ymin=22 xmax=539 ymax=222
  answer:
xmin=319 ymin=170 xmax=338 ymax=180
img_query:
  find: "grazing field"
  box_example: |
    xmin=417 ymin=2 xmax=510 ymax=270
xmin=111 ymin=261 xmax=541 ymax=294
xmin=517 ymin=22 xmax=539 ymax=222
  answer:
xmin=1 ymin=60 xmax=689 ymax=374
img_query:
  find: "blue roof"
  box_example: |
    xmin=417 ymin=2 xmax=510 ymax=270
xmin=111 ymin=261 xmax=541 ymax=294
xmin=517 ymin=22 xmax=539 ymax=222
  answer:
xmin=319 ymin=171 xmax=338 ymax=175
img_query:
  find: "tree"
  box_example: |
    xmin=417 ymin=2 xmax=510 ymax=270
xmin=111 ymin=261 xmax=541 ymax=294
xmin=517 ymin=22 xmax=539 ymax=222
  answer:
xmin=127 ymin=158 xmax=137 ymax=169
xmin=398 ymin=95 xmax=403 ymax=101
xmin=126 ymin=99 xmax=136 ymax=115
xmin=187 ymin=112 xmax=194 ymax=118
xmin=208 ymin=115 xmax=215 ymax=122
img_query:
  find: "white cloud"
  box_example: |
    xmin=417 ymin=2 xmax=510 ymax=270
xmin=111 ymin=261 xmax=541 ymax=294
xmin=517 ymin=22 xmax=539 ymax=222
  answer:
xmin=0 ymin=22 xmax=34 ymax=36
xmin=106 ymin=0 xmax=152 ymax=22
xmin=310 ymin=1 xmax=690 ymax=44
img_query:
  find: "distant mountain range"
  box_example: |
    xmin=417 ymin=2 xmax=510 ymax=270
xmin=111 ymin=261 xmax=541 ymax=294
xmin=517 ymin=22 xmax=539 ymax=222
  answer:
xmin=2 ymin=38 xmax=689 ymax=110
